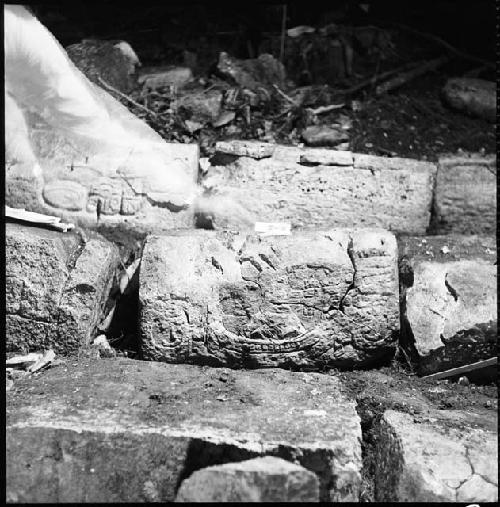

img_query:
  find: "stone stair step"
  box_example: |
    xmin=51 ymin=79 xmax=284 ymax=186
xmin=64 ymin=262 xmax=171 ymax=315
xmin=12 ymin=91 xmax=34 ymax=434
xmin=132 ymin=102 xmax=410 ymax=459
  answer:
xmin=6 ymin=223 xmax=120 ymax=355
xmin=139 ymin=228 xmax=399 ymax=369
xmin=375 ymin=409 xmax=498 ymax=502
xmin=432 ymin=154 xmax=496 ymax=235
xmin=6 ymin=358 xmax=362 ymax=502
xmin=201 ymin=142 xmax=436 ymax=234
xmin=398 ymin=235 xmax=497 ymax=375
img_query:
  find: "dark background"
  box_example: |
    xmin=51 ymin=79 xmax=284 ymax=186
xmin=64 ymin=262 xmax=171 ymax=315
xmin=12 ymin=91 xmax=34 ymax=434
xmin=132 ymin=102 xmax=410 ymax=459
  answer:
xmin=29 ymin=0 xmax=496 ymax=64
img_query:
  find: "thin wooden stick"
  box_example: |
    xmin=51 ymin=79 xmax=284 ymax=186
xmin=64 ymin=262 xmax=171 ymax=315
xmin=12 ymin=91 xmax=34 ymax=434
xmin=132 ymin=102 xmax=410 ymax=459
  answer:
xmin=422 ymin=357 xmax=497 ymax=380
xmin=375 ymin=56 xmax=448 ymax=95
xmin=97 ymin=76 xmax=158 ymax=117
xmin=395 ymin=23 xmax=495 ymax=69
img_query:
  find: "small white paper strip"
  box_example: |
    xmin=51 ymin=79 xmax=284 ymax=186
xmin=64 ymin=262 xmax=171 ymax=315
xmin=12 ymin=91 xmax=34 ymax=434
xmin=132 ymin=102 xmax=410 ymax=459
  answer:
xmin=254 ymin=222 xmax=291 ymax=236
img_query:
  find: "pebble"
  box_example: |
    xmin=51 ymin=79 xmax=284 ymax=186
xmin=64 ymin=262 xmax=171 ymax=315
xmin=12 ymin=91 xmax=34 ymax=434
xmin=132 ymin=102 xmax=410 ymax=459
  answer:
xmin=457 ymin=376 xmax=470 ymax=386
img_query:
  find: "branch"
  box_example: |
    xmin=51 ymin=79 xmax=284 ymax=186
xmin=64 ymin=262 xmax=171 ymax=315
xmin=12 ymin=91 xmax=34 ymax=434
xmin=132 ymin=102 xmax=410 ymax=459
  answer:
xmin=395 ymin=23 xmax=494 ymax=69
xmin=97 ymin=76 xmax=158 ymax=117
xmin=375 ymin=56 xmax=448 ymax=95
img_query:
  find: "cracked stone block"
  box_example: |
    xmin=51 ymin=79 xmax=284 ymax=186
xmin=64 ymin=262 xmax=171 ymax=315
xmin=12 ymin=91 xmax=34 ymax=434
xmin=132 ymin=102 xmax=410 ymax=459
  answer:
xmin=201 ymin=142 xmax=436 ymax=233
xmin=375 ymin=409 xmax=498 ymax=502
xmin=6 ymin=81 xmax=198 ymax=234
xmin=433 ymin=155 xmax=496 ymax=234
xmin=175 ymin=456 xmax=319 ymax=502
xmin=6 ymin=358 xmax=362 ymax=502
xmin=139 ymin=228 xmax=399 ymax=369
xmin=399 ymin=235 xmax=497 ymax=375
xmin=6 ymin=223 xmax=120 ymax=355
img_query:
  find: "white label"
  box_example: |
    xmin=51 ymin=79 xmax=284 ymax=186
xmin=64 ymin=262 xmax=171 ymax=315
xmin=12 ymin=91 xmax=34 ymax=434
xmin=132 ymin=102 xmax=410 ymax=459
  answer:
xmin=254 ymin=222 xmax=291 ymax=236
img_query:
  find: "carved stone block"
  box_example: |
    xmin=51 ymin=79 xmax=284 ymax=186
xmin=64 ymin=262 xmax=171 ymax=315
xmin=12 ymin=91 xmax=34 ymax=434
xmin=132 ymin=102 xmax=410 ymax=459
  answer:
xmin=140 ymin=228 xmax=399 ymax=369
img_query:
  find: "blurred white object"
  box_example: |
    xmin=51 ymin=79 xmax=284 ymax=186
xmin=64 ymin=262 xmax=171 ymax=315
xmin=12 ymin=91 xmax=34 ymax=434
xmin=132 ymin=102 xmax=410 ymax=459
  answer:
xmin=4 ymin=5 xmax=198 ymax=210
xmin=254 ymin=222 xmax=291 ymax=236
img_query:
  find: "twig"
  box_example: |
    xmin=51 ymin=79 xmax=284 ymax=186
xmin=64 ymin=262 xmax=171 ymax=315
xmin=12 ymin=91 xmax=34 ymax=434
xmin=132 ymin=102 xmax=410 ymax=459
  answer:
xmin=339 ymin=60 xmax=423 ymax=95
xmin=422 ymin=357 xmax=497 ymax=380
xmin=308 ymin=103 xmax=345 ymax=115
xmin=375 ymin=56 xmax=448 ymax=95
xmin=272 ymin=84 xmax=298 ymax=106
xmin=394 ymin=23 xmax=495 ymax=69
xmin=97 ymin=76 xmax=158 ymax=117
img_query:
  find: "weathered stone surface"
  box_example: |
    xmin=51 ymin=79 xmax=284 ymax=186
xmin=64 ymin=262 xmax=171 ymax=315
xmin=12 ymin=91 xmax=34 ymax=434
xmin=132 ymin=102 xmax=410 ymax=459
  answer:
xmin=215 ymin=140 xmax=276 ymax=159
xmin=177 ymin=90 xmax=224 ymax=124
xmin=6 ymin=358 xmax=362 ymax=502
xmin=375 ymin=409 xmax=498 ymax=502
xmin=442 ymin=78 xmax=496 ymax=122
xmin=299 ymin=148 xmax=354 ymax=166
xmin=399 ymin=235 xmax=497 ymax=375
xmin=301 ymin=125 xmax=349 ymax=147
xmin=216 ymin=52 xmax=286 ymax=92
xmin=138 ymin=66 xmax=193 ymax=90
xmin=6 ymin=223 xmax=120 ymax=354
xmin=201 ymin=142 xmax=436 ymax=233
xmin=140 ymin=228 xmax=399 ymax=369
xmin=175 ymin=456 xmax=319 ymax=502
xmin=66 ymin=39 xmax=140 ymax=94
xmin=433 ymin=155 xmax=496 ymax=234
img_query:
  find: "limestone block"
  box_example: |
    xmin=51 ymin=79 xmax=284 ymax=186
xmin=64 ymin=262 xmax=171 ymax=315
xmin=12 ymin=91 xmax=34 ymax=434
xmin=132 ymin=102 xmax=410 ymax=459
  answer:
xmin=433 ymin=155 xmax=496 ymax=234
xmin=6 ymin=223 xmax=120 ymax=354
xmin=175 ymin=456 xmax=319 ymax=502
xmin=138 ymin=66 xmax=193 ymax=90
xmin=139 ymin=228 xmax=399 ymax=369
xmin=399 ymin=235 xmax=497 ymax=375
xmin=200 ymin=142 xmax=436 ymax=234
xmin=6 ymin=358 xmax=362 ymax=502
xmin=375 ymin=410 xmax=498 ymax=502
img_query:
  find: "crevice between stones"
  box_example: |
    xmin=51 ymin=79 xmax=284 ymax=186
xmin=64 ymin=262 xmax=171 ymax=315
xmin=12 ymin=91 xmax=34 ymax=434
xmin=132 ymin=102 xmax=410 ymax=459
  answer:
xmin=339 ymin=236 xmax=356 ymax=314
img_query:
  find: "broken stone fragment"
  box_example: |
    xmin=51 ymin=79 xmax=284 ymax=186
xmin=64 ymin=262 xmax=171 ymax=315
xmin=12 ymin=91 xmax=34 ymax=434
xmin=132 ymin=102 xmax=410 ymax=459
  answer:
xmin=442 ymin=78 xmax=496 ymax=122
xmin=216 ymin=52 xmax=286 ymax=89
xmin=301 ymin=125 xmax=349 ymax=147
xmin=433 ymin=154 xmax=496 ymax=235
xmin=215 ymin=140 xmax=276 ymax=159
xmin=399 ymin=235 xmax=497 ymax=375
xmin=200 ymin=142 xmax=436 ymax=233
xmin=139 ymin=228 xmax=399 ymax=369
xmin=177 ymin=90 xmax=223 ymax=124
xmin=299 ymin=148 xmax=353 ymax=166
xmin=6 ymin=358 xmax=362 ymax=502
xmin=175 ymin=456 xmax=320 ymax=502
xmin=6 ymin=223 xmax=120 ymax=355
xmin=138 ymin=66 xmax=193 ymax=90
xmin=375 ymin=409 xmax=498 ymax=502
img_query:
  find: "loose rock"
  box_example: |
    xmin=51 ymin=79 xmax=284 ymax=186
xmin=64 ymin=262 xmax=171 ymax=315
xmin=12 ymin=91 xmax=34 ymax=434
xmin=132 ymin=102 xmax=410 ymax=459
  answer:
xmin=175 ymin=456 xmax=319 ymax=502
xmin=67 ymin=39 xmax=140 ymax=94
xmin=138 ymin=66 xmax=193 ymax=90
xmin=442 ymin=78 xmax=496 ymax=122
xmin=301 ymin=125 xmax=349 ymax=147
